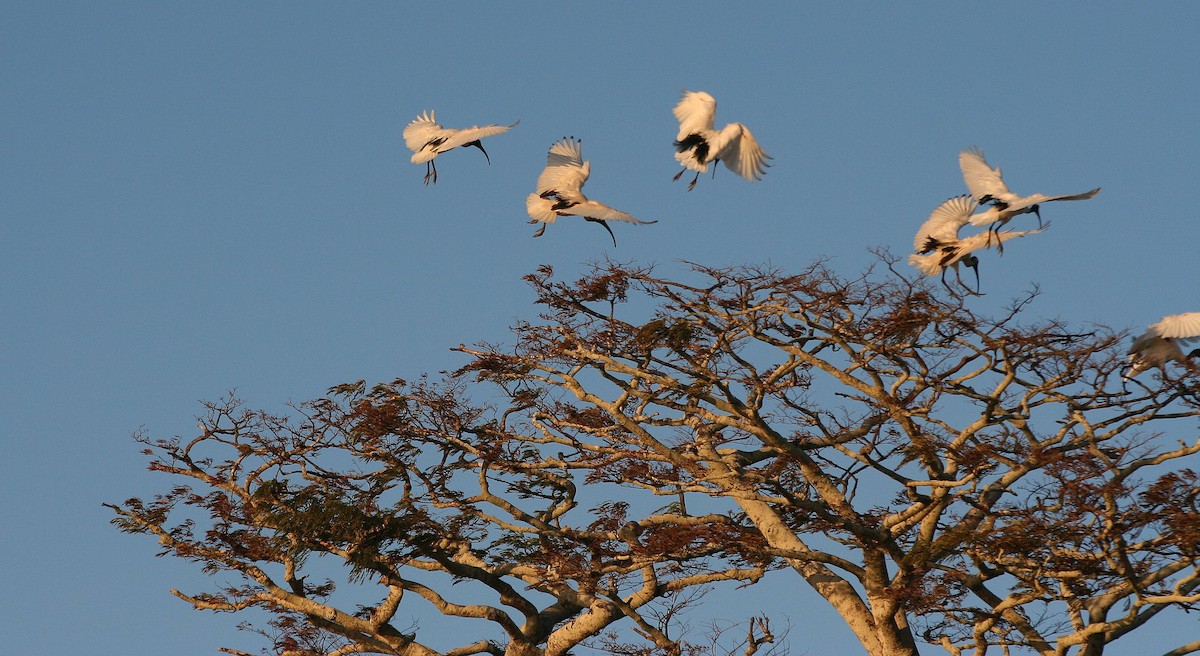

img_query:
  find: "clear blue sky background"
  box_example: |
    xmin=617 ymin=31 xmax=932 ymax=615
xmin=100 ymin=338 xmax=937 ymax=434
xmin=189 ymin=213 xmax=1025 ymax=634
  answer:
xmin=3 ymin=3 xmax=1197 ymax=654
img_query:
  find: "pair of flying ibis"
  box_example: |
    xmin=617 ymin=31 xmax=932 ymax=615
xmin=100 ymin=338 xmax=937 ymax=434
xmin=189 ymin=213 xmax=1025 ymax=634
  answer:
xmin=908 ymin=148 xmax=1101 ymax=296
xmin=903 ymin=152 xmax=1199 ymax=380
xmin=402 ymin=90 xmax=770 ymax=246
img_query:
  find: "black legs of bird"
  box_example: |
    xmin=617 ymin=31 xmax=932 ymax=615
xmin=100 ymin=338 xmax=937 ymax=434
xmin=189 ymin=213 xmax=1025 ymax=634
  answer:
xmin=672 ymin=157 xmax=722 ymax=191
xmin=672 ymin=167 xmax=702 ymax=191
xmin=423 ymin=161 xmax=437 ymax=186
xmin=976 ymin=197 xmax=1009 ymax=254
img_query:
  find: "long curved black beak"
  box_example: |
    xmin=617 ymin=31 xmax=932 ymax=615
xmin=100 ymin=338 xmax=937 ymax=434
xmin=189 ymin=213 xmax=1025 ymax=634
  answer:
xmin=466 ymin=140 xmax=491 ymax=165
xmin=585 ymin=217 xmax=618 ymax=247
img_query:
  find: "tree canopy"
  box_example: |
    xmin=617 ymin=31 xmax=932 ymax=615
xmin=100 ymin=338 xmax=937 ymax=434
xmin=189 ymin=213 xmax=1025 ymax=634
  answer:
xmin=110 ymin=257 xmax=1200 ymax=656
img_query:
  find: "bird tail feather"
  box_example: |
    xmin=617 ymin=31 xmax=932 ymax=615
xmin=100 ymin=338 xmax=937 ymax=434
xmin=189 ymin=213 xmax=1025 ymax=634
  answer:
xmin=907 ymin=252 xmax=941 ymax=277
xmin=410 ymin=149 xmax=438 ymax=164
xmin=526 ymin=193 xmax=558 ymax=224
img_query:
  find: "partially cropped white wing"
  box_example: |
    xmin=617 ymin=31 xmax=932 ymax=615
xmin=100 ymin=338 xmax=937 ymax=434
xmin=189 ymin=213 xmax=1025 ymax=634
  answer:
xmin=439 ymin=119 xmax=519 ymax=151
xmin=715 ymin=123 xmax=770 ymax=182
xmin=536 ymin=137 xmax=589 ymax=198
xmin=912 ymin=195 xmax=976 ymax=252
xmin=673 ymin=91 xmax=717 ymax=140
xmin=403 ymin=111 xmax=446 ymax=152
xmin=1152 ymin=313 xmax=1200 ymax=341
xmin=959 ymin=148 xmax=1012 ymax=201
xmin=565 ymin=200 xmax=655 ymax=225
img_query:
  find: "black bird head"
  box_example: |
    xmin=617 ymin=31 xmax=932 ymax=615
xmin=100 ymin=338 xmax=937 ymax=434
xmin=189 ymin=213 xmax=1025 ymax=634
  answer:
xmin=964 ymin=255 xmax=981 ymax=293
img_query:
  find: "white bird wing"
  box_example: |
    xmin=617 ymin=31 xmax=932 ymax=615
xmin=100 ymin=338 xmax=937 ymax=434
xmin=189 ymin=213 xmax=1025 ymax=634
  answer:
xmin=673 ymin=90 xmax=717 ymax=140
xmin=1029 ymin=188 xmax=1102 ymax=204
xmin=536 ymin=137 xmax=589 ymax=199
xmin=545 ymin=136 xmax=584 ymax=169
xmin=956 ymin=222 xmax=1049 ymax=257
xmin=403 ymin=111 xmax=446 ymax=152
xmin=959 ymin=148 xmax=1013 ymax=201
xmin=564 ymin=200 xmax=655 ymax=225
xmin=1151 ymin=312 xmax=1200 ymax=341
xmin=912 ymin=195 xmax=977 ymax=252
xmin=714 ymin=123 xmax=770 ymax=182
xmin=438 ymin=119 xmax=519 ymax=151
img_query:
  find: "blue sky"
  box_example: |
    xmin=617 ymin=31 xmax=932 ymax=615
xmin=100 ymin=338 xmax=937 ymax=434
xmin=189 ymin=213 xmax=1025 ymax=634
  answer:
xmin=2 ymin=3 xmax=1197 ymax=654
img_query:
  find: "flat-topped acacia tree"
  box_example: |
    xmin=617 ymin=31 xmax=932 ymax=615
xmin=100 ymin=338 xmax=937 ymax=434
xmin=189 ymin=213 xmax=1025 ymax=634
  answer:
xmin=110 ymin=257 xmax=1200 ymax=656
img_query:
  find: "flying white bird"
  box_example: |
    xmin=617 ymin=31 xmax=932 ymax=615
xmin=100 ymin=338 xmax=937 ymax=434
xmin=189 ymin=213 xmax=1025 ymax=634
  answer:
xmin=959 ymin=148 xmax=1099 ymax=251
xmin=1125 ymin=312 xmax=1200 ymax=381
xmin=403 ymin=110 xmax=518 ymax=185
xmin=908 ymin=195 xmax=1049 ymax=294
xmin=672 ymin=90 xmax=770 ymax=191
xmin=526 ymin=136 xmax=656 ymax=246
